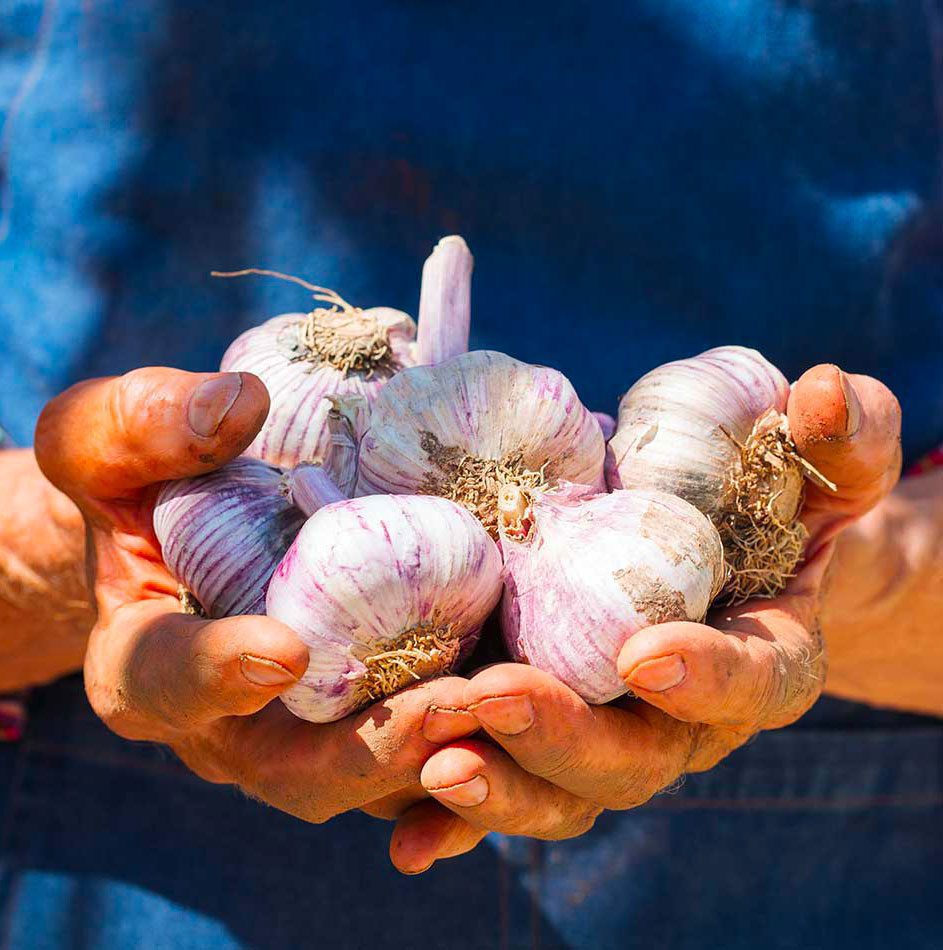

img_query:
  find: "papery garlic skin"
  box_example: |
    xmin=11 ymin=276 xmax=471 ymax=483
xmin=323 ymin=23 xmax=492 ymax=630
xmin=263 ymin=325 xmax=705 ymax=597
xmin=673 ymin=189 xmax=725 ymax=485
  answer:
xmin=500 ymin=486 xmax=725 ymax=704
xmin=287 ymin=463 xmax=346 ymax=517
xmin=154 ymin=458 xmax=306 ymax=618
xmin=356 ymin=351 xmax=606 ymax=535
xmin=269 ymin=495 xmax=503 ymax=724
xmin=593 ymin=411 xmax=617 ymax=442
xmin=607 ymin=346 xmax=790 ymax=513
xmin=221 ymin=308 xmax=416 ymax=469
xmin=606 ymin=346 xmax=804 ymax=602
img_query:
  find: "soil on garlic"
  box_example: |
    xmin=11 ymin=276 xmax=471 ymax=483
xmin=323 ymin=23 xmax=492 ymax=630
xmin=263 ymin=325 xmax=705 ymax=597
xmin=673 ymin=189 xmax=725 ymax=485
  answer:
xmin=613 ymin=567 xmax=691 ymax=624
xmin=357 ymin=621 xmax=460 ymax=704
xmin=418 ymin=431 xmax=548 ymax=538
xmin=177 ymin=587 xmax=207 ymax=618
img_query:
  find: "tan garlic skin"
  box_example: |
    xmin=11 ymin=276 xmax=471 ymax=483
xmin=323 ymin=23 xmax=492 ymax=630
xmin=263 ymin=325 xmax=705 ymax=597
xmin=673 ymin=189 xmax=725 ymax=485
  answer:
xmin=606 ymin=346 xmax=803 ymax=602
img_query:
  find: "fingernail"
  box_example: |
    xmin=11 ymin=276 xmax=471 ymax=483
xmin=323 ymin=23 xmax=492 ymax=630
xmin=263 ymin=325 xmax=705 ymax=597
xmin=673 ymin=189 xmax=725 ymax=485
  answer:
xmin=432 ymin=775 xmax=489 ymax=808
xmin=838 ymin=370 xmax=861 ymax=437
xmin=240 ymin=653 xmax=298 ymax=687
xmin=625 ymin=654 xmax=686 ymax=692
xmin=422 ymin=706 xmax=479 ymax=743
xmin=188 ymin=374 xmax=243 ymax=438
xmin=470 ymin=694 xmax=535 ymax=735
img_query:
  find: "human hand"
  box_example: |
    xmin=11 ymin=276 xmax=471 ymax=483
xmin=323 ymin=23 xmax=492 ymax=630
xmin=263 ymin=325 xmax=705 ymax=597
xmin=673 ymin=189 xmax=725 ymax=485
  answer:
xmin=0 ymin=448 xmax=95 ymax=692
xmin=35 ymin=368 xmax=480 ymax=823
xmin=388 ymin=365 xmax=902 ymax=873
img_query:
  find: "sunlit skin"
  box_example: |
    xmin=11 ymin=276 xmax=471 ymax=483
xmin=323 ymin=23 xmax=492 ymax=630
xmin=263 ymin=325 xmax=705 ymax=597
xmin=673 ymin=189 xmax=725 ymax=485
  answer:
xmin=4 ymin=360 xmax=914 ymax=873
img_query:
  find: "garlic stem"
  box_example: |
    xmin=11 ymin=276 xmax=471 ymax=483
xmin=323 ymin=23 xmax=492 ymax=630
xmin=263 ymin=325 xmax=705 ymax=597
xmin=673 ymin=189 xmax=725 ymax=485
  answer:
xmin=288 ymin=463 xmax=346 ymax=517
xmin=416 ymin=236 xmax=473 ymax=365
xmin=498 ymin=484 xmax=529 ymax=533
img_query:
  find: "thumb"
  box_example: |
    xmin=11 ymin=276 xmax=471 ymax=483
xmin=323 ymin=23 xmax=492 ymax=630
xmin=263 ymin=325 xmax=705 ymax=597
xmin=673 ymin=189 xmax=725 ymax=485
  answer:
xmin=787 ymin=365 xmax=901 ymax=539
xmin=35 ymin=369 xmax=269 ymax=505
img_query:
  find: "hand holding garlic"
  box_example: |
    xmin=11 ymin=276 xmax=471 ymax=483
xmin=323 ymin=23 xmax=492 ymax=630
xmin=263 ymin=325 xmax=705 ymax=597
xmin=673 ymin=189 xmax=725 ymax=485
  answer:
xmin=388 ymin=364 xmax=903 ymax=874
xmin=34 ymin=367 xmax=487 ymax=828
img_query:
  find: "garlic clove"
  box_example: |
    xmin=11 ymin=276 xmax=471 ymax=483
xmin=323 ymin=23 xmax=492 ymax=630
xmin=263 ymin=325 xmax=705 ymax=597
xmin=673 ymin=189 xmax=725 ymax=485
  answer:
xmin=268 ymin=494 xmax=503 ymax=723
xmin=154 ymin=457 xmax=306 ymax=618
xmin=356 ymin=350 xmax=606 ymax=538
xmin=606 ymin=345 xmax=808 ymax=602
xmin=499 ymin=486 xmax=725 ymax=704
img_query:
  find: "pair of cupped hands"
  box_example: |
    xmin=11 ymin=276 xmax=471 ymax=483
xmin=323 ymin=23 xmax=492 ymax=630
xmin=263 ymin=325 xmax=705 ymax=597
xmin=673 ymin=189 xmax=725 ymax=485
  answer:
xmin=36 ymin=362 xmax=901 ymax=874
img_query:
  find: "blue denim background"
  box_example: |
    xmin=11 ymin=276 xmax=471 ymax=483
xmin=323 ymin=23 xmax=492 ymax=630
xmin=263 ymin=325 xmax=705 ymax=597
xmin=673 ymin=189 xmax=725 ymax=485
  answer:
xmin=1 ymin=1 xmax=943 ymax=947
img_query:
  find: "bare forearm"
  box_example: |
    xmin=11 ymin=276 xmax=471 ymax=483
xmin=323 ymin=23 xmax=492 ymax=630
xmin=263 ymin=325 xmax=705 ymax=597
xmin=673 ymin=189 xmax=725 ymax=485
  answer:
xmin=823 ymin=469 xmax=943 ymax=717
xmin=0 ymin=449 xmax=94 ymax=690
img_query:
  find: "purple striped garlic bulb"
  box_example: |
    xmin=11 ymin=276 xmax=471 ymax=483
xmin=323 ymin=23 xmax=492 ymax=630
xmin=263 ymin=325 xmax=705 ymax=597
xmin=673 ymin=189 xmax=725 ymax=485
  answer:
xmin=498 ymin=484 xmax=725 ymax=704
xmin=220 ymin=287 xmax=417 ymax=470
xmin=268 ymin=495 xmax=503 ymax=724
xmin=216 ymin=237 xmax=475 ymax=470
xmin=154 ymin=458 xmax=307 ymax=618
xmin=356 ymin=351 xmax=606 ymax=538
xmin=606 ymin=346 xmax=816 ymax=603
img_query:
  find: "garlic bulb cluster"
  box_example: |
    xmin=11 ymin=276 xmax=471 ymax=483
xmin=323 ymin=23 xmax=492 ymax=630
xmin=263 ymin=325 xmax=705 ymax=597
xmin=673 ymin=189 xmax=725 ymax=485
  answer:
xmin=499 ymin=484 xmax=725 ymax=703
xmin=268 ymin=495 xmax=502 ymax=723
xmin=151 ymin=235 xmax=847 ymax=723
xmin=154 ymin=458 xmax=306 ymax=618
xmin=606 ymin=346 xmax=810 ymax=602
xmin=357 ymin=350 xmax=606 ymax=537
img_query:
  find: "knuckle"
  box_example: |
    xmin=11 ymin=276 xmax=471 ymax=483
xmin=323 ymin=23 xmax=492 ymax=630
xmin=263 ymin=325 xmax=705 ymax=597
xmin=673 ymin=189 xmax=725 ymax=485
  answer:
xmin=533 ymin=738 xmax=585 ymax=781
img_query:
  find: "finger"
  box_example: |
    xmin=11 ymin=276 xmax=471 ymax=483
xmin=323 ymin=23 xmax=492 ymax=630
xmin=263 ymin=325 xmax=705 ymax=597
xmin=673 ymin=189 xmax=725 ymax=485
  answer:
xmin=788 ymin=365 xmax=901 ymax=537
xmin=420 ymin=740 xmax=601 ymax=839
xmin=220 ymin=676 xmax=480 ymax=824
xmin=86 ymin=600 xmax=309 ymax=740
xmin=35 ymin=368 xmax=269 ymax=507
xmin=618 ymin=544 xmax=833 ymax=733
xmin=360 ymin=785 xmax=429 ymax=821
xmin=389 ymin=800 xmax=487 ymax=874
xmin=459 ymin=664 xmax=693 ymax=810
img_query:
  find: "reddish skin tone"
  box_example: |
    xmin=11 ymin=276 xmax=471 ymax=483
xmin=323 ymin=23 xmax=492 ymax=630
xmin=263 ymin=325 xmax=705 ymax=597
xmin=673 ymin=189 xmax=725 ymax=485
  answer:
xmin=0 ymin=450 xmax=95 ymax=690
xmin=33 ymin=369 xmax=479 ymax=822
xmin=389 ymin=366 xmax=907 ymax=874
xmin=12 ymin=362 xmax=916 ymax=873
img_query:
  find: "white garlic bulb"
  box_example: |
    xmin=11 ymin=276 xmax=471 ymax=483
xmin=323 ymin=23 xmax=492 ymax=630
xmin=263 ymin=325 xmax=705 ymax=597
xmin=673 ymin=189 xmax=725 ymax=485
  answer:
xmin=268 ymin=495 xmax=503 ymax=723
xmin=499 ymin=485 xmax=725 ymax=704
xmin=356 ymin=351 xmax=606 ymax=537
xmin=220 ymin=287 xmax=417 ymax=469
xmin=607 ymin=345 xmax=809 ymax=602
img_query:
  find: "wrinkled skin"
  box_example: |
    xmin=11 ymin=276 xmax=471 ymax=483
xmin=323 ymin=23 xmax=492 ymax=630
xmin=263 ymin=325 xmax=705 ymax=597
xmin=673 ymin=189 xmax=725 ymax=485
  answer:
xmin=31 ymin=363 xmax=905 ymax=873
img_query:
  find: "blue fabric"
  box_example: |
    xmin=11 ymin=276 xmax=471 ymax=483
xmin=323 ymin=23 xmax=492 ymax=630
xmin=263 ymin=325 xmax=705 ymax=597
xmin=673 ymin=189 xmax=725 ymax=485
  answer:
xmin=1 ymin=1 xmax=943 ymax=947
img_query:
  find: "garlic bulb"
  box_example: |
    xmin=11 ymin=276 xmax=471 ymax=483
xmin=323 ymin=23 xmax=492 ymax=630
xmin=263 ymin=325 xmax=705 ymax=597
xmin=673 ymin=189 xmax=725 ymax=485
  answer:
xmin=219 ymin=273 xmax=417 ymax=469
xmin=268 ymin=495 xmax=503 ymax=723
xmin=606 ymin=345 xmax=814 ymax=602
xmin=154 ymin=458 xmax=306 ymax=618
xmin=498 ymin=484 xmax=725 ymax=704
xmin=356 ymin=351 xmax=606 ymax=537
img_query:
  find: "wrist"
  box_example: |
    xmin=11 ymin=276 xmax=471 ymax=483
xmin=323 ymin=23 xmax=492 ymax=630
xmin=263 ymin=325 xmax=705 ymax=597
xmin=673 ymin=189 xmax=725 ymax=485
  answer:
xmin=822 ymin=469 xmax=943 ymax=715
xmin=0 ymin=448 xmax=95 ymax=690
